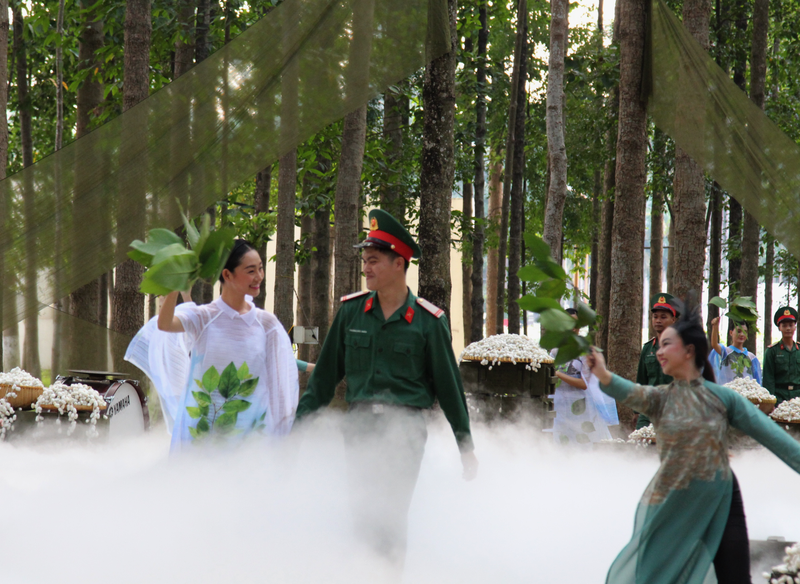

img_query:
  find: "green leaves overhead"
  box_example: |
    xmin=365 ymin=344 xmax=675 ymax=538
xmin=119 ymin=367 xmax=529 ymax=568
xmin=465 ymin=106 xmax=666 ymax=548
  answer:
xmin=708 ymin=295 xmax=759 ymax=331
xmin=128 ymin=203 xmax=235 ymax=295
xmin=516 ymin=233 xmax=597 ymax=366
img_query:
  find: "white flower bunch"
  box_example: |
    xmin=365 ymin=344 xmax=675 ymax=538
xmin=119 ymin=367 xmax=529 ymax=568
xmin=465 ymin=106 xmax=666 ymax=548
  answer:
xmin=628 ymin=424 xmax=656 ymax=446
xmin=771 ymin=398 xmax=800 ymax=423
xmin=34 ymin=382 xmax=106 ymax=434
xmin=0 ymin=367 xmax=43 ymax=388
xmin=460 ymin=334 xmax=554 ymax=371
xmin=723 ymin=378 xmax=775 ymax=403
xmin=0 ymin=396 xmax=16 ymax=439
xmin=765 ymin=544 xmax=800 ymax=584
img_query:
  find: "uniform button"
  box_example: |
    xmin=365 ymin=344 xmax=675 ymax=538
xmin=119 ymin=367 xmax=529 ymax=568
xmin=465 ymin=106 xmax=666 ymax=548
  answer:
xmin=377 ymin=369 xmax=382 ymax=374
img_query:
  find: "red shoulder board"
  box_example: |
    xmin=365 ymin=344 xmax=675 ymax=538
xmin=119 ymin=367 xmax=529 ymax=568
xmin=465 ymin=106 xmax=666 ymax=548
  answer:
xmin=647 ymin=337 xmax=656 ymax=345
xmin=340 ymin=290 xmax=369 ymax=302
xmin=769 ymin=341 xmax=781 ymax=348
xmin=416 ymin=297 xmax=444 ymax=318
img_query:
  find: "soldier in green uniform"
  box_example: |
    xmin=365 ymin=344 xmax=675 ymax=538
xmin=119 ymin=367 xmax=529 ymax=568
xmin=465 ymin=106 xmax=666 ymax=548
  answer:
xmin=634 ymin=293 xmax=679 ymax=430
xmin=763 ymin=306 xmax=800 ymax=405
xmin=295 ymin=209 xmax=478 ymax=570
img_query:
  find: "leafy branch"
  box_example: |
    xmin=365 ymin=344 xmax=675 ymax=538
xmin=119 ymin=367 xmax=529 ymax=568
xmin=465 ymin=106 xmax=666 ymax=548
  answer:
xmin=187 ymin=361 xmax=259 ymax=439
xmin=516 ymin=233 xmax=597 ymax=366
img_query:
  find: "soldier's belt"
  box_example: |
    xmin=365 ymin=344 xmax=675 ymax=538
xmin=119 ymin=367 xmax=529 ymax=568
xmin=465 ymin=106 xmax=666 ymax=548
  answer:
xmin=348 ymin=401 xmax=422 ymax=415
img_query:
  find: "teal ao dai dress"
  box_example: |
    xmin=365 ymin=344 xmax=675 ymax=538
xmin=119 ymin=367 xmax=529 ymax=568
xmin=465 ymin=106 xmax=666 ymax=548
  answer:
xmin=600 ymin=374 xmax=800 ymax=584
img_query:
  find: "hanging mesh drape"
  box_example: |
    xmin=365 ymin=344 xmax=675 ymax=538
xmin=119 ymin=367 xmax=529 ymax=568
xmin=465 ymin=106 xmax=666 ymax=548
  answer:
xmin=0 ymin=0 xmax=449 ymax=345
xmin=648 ymin=0 xmax=800 ymax=260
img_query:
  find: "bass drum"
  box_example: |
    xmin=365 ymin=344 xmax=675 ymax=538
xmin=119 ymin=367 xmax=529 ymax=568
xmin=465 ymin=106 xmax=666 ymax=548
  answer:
xmin=104 ymin=381 xmax=150 ymax=439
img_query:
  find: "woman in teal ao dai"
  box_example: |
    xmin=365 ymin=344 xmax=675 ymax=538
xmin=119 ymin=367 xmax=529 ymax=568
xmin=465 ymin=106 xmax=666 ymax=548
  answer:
xmin=126 ymin=240 xmax=298 ymax=452
xmin=587 ymin=308 xmax=800 ymax=584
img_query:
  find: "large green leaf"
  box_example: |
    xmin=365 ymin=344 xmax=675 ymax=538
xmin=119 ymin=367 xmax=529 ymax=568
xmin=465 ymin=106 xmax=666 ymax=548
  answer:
xmin=222 ymin=399 xmax=252 ymax=413
xmin=539 ymin=308 xmax=577 ymax=333
xmin=238 ymin=378 xmax=258 ymax=397
xmin=708 ymin=296 xmax=727 ymax=309
xmin=196 ymin=418 xmax=210 ymax=433
xmin=186 ymin=407 xmax=203 ymax=419
xmin=516 ymin=295 xmax=563 ymax=312
xmin=197 ymin=228 xmax=236 ymax=280
xmin=552 ymin=334 xmax=590 ymax=366
xmin=237 ymin=362 xmax=250 ymax=380
xmin=127 ymin=229 xmax=184 ymax=266
xmin=731 ymin=296 xmax=756 ymax=309
xmin=536 ymin=278 xmax=567 ymax=300
xmin=139 ymin=271 xmax=175 ymax=296
xmin=539 ymin=329 xmax=571 ymax=350
xmin=193 ymin=391 xmax=212 ymax=407
xmin=143 ymin=250 xmax=198 ymax=293
xmin=517 ymin=265 xmax=550 ymax=283
xmin=575 ymin=301 xmax=597 ymax=329
xmin=202 ymin=366 xmax=220 ymax=392
xmin=151 ymin=243 xmax=198 ymax=267
xmin=538 ymin=259 xmax=568 ymax=281
xmin=215 ymin=411 xmax=238 ymax=432
xmin=524 ymin=233 xmax=552 ymax=262
xmin=218 ymin=362 xmax=241 ymax=399
xmin=181 ymin=206 xmax=202 ymax=249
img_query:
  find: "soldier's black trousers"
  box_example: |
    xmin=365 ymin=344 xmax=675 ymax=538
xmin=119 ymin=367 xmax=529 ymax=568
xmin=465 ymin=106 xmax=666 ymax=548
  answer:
xmin=342 ymin=404 xmax=427 ymax=570
xmin=713 ymin=473 xmax=752 ymax=584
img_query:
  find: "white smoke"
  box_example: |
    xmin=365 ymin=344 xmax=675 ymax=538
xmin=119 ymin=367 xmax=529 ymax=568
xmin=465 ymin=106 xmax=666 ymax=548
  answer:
xmin=1 ymin=413 xmax=797 ymax=583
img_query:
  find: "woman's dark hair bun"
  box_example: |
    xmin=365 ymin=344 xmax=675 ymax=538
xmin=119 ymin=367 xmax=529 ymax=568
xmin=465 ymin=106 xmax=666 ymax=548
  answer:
xmin=670 ymin=290 xmax=716 ymax=383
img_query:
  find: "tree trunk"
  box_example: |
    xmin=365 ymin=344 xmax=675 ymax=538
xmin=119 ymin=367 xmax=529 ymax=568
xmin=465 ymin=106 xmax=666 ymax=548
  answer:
xmin=174 ymin=0 xmax=195 ymax=79
xmin=274 ymin=150 xmax=297 ymax=331
xmin=649 ymin=189 xmax=664 ymax=340
xmin=496 ymin=5 xmax=524 ymax=334
xmin=728 ymin=199 xmax=742 ymax=298
xmin=590 ymin=169 xmax=601 ymax=309
xmin=297 ymin=207 xmax=313 ymax=363
xmin=740 ymin=0 xmax=769 ymax=352
xmin=51 ymin=0 xmax=66 ymax=376
xmin=666 ymin=207 xmax=675 ymax=290
xmin=470 ymin=0 xmax=488 ymax=343
xmin=764 ymin=237 xmax=773 ymax=349
xmin=486 ymin=154 xmax=502 ymax=337
xmin=707 ymin=182 xmax=722 ymax=339
xmin=0 ymin=0 xmax=8 ymax=369
xmin=333 ymin=106 xmax=368 ymax=305
xmin=70 ymin=1 xmax=105 ymax=370
xmin=542 ymin=0 xmax=568 ymax=262
xmin=112 ymin=0 xmax=150 ymax=372
xmin=381 ymin=86 xmax=405 ymax=221
xmin=253 ymin=166 xmax=271 ymax=309
xmin=671 ymin=0 xmax=711 ymax=301
xmin=195 ymin=0 xmax=212 ymax=63
xmin=419 ymin=0 xmax=457 ymax=318
xmin=13 ymin=8 xmax=39 ymax=378
xmin=507 ymin=0 xmax=528 ymax=335
xmin=607 ymin=0 xmax=648 ymax=431
xmin=462 ymin=181 xmax=473 ymax=346
xmin=309 ymin=155 xmax=332 ymax=363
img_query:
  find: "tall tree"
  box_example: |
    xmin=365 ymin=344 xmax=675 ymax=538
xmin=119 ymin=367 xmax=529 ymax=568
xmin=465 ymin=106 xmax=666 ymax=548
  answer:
xmin=462 ymin=180 xmax=473 ymax=344
xmin=111 ymin=0 xmax=151 ymax=371
xmin=707 ymin=183 xmax=723 ymax=337
xmin=607 ymin=0 xmax=648 ymax=429
xmin=507 ymin=0 xmax=528 ymax=335
xmin=419 ymin=0 xmax=457 ymax=316
xmin=671 ymin=0 xmax=711 ymax=300
xmin=495 ymin=0 xmax=524 ymax=333
xmin=174 ymin=0 xmax=195 ymax=79
xmin=542 ymin=0 xmax=568 ymax=263
xmin=69 ymin=0 xmax=105 ymax=370
xmin=649 ymin=189 xmax=664 ymax=339
xmin=589 ymin=0 xmax=604 ymax=310
xmin=14 ymin=7 xmax=40 ymax=377
xmin=470 ymin=0 xmax=488 ymax=343
xmin=51 ymin=0 xmax=67 ymax=376
xmin=275 ymin=149 xmax=297 ymax=331
xmin=252 ymin=167 xmax=271 ymax=309
xmin=0 ymin=0 xmax=8 ymax=369
xmin=381 ymin=86 xmax=405 ymax=221
xmin=485 ymin=154 xmax=502 ymax=335
xmin=309 ymin=157 xmax=332 ymax=364
xmin=740 ymin=0 xmax=769 ymax=352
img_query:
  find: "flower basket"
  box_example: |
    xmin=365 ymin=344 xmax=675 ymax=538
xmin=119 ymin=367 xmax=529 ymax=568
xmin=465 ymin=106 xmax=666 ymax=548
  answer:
xmin=0 ymin=384 xmax=43 ymax=409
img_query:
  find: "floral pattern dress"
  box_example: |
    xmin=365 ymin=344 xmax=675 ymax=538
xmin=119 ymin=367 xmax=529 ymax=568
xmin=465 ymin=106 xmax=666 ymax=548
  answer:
xmin=600 ymin=374 xmax=800 ymax=583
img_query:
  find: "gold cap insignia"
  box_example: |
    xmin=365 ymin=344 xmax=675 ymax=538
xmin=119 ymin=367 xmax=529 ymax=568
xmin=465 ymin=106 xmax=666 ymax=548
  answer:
xmin=370 ymin=217 xmax=378 ymax=230
xmin=659 ymin=296 xmax=666 ymax=303
xmin=786 ymin=309 xmax=791 ymax=316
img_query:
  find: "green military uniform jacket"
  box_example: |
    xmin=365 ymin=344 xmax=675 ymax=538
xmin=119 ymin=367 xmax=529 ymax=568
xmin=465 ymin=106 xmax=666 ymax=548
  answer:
xmin=296 ymin=288 xmax=474 ymax=452
xmin=634 ymin=337 xmax=674 ymax=429
xmin=763 ymin=340 xmax=800 ymax=405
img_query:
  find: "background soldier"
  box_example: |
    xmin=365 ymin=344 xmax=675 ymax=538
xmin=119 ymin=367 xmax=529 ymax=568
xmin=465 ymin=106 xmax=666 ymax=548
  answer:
xmin=763 ymin=306 xmax=800 ymax=405
xmin=295 ymin=209 xmax=478 ymax=571
xmin=634 ymin=293 xmax=678 ymax=430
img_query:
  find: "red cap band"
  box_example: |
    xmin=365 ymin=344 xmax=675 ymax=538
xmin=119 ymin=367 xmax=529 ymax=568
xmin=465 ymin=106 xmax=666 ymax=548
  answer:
xmin=652 ymin=302 xmax=675 ymax=316
xmin=366 ymin=230 xmax=413 ymax=261
xmin=777 ymin=314 xmax=796 ymax=323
